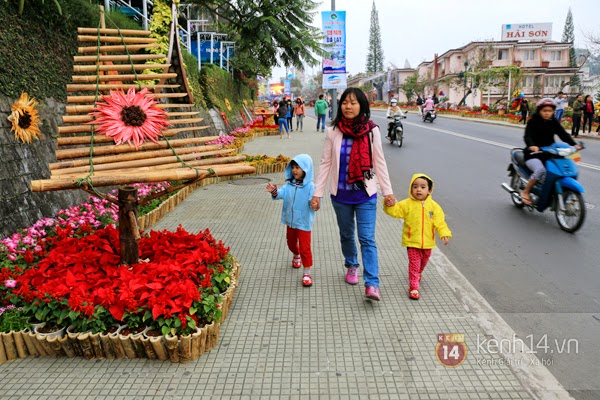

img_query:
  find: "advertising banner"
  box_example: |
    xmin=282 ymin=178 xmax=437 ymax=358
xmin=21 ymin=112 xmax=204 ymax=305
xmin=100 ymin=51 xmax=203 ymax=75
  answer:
xmin=322 ymin=74 xmax=347 ymax=90
xmin=501 ymin=23 xmax=552 ymax=41
xmin=190 ymin=41 xmax=234 ymax=64
xmin=284 ymin=79 xmax=291 ymax=95
xmin=322 ymin=11 xmax=347 ymax=89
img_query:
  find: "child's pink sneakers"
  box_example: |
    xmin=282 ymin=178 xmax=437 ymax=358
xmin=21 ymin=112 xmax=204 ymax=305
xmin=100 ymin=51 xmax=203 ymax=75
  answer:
xmin=292 ymin=255 xmax=302 ymax=268
xmin=345 ymin=267 xmax=358 ymax=285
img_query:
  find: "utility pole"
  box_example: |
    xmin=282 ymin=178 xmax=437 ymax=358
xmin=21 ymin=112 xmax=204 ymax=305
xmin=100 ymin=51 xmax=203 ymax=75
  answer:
xmin=330 ymin=0 xmax=337 ymax=121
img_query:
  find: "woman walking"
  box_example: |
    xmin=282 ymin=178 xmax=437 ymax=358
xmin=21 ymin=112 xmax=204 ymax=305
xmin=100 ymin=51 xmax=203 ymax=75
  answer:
xmin=294 ymin=98 xmax=305 ymax=132
xmin=582 ymin=95 xmax=595 ymax=134
xmin=310 ymin=88 xmax=395 ymax=301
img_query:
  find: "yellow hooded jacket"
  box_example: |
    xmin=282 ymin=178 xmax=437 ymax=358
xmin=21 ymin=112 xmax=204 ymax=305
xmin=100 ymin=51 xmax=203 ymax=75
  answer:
xmin=383 ymin=173 xmax=452 ymax=249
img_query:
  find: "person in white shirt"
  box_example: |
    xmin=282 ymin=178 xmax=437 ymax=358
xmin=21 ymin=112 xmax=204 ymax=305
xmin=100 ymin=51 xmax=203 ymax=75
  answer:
xmin=554 ymin=91 xmax=568 ymax=122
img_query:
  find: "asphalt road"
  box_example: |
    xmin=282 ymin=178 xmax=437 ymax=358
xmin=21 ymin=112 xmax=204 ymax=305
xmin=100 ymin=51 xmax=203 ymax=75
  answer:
xmin=370 ymin=110 xmax=600 ymax=400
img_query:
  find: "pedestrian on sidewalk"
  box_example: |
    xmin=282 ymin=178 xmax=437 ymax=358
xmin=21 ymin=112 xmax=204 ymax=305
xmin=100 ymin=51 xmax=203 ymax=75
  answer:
xmin=518 ymin=98 xmax=529 ymax=124
xmin=294 ymin=98 xmax=305 ymax=132
xmin=286 ymin=99 xmax=294 ymax=132
xmin=314 ymin=94 xmax=328 ymax=132
xmin=416 ymin=95 xmax=424 ymax=115
xmin=582 ymin=95 xmax=594 ymax=133
xmin=383 ymin=174 xmax=452 ymax=300
xmin=266 ymin=154 xmax=316 ymax=287
xmin=277 ymin=101 xmax=289 ymax=138
xmin=310 ymin=87 xmax=396 ymax=302
xmin=554 ymin=91 xmax=567 ymax=122
xmin=272 ymin=100 xmax=279 ymax=126
xmin=571 ymin=94 xmax=583 ymax=137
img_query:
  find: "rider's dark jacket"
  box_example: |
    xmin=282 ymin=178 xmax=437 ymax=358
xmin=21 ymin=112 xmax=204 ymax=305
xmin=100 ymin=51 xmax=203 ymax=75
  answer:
xmin=524 ymin=112 xmax=576 ymax=162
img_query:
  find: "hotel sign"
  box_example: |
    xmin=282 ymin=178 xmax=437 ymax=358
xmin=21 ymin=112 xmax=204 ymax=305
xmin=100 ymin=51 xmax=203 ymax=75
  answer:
xmin=501 ymin=23 xmax=552 ymax=41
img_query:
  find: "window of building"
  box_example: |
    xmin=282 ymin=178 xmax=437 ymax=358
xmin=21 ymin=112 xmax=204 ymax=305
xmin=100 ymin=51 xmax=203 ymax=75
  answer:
xmin=545 ymin=76 xmax=563 ymax=88
xmin=522 ymin=50 xmax=535 ymax=61
xmin=497 ymin=49 xmax=508 ymax=60
xmin=550 ymin=51 xmax=562 ymax=61
xmin=525 ymin=76 xmax=534 ymax=87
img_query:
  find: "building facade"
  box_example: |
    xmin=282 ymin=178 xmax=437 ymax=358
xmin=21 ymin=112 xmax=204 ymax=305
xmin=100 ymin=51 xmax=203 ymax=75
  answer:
xmin=389 ymin=40 xmax=578 ymax=107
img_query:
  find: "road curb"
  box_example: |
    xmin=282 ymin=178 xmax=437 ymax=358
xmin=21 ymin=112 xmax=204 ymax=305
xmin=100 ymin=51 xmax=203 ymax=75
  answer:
xmin=431 ymin=249 xmax=574 ymax=400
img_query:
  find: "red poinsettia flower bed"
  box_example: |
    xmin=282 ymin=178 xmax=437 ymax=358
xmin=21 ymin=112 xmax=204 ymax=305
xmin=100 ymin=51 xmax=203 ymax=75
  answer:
xmin=9 ymin=225 xmax=230 ymax=335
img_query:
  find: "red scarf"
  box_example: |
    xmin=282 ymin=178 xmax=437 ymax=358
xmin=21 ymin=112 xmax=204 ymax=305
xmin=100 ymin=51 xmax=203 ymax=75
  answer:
xmin=337 ymin=115 xmax=377 ymax=184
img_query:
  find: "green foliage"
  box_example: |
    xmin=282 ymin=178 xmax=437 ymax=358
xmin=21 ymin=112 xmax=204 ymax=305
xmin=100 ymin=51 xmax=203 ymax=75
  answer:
xmin=16 ymin=0 xmax=62 ymax=15
xmin=0 ymin=306 xmax=30 ymax=333
xmin=0 ymin=0 xmax=145 ymax=100
xmin=199 ymin=64 xmax=251 ymax=117
xmin=104 ymin=10 xmax=143 ymax=31
xmin=400 ymin=73 xmax=425 ymax=101
xmin=366 ymin=1 xmax=384 ymax=73
xmin=196 ymin=0 xmax=323 ymax=77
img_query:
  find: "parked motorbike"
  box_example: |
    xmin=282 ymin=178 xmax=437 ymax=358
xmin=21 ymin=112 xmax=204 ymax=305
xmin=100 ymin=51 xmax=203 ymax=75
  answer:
xmin=422 ymin=109 xmax=436 ymax=123
xmin=387 ymin=112 xmax=406 ymax=147
xmin=501 ymin=142 xmax=586 ymax=233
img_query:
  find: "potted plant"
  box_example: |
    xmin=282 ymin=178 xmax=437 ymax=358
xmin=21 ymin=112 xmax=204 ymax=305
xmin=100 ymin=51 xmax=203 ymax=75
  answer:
xmin=497 ymin=104 xmax=507 ymax=116
xmin=481 ymin=104 xmax=489 ymax=114
xmin=541 ymin=60 xmax=550 ymax=68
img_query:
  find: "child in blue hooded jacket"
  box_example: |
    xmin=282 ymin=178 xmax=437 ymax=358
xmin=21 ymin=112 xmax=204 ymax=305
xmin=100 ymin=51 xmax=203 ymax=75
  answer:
xmin=266 ymin=154 xmax=316 ymax=286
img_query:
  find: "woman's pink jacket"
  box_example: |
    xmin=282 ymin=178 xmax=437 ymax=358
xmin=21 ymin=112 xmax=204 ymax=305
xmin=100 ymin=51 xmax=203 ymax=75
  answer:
xmin=314 ymin=125 xmax=393 ymax=198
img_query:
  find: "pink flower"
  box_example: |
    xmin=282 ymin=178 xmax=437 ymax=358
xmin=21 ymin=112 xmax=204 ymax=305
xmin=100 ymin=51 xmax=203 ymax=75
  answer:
xmin=5 ymin=279 xmax=17 ymax=288
xmin=89 ymin=88 xmax=170 ymax=149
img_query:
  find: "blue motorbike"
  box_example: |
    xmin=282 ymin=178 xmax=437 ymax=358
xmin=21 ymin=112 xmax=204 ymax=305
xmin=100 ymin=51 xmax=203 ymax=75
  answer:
xmin=501 ymin=142 xmax=586 ymax=233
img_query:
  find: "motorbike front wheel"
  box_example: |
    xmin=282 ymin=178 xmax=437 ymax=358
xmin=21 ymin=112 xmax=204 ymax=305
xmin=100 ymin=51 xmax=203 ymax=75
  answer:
xmin=397 ymin=131 xmax=403 ymax=147
xmin=555 ymin=189 xmax=586 ymax=233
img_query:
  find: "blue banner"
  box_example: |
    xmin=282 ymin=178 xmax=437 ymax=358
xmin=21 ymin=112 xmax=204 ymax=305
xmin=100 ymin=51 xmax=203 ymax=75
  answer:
xmin=284 ymin=79 xmax=291 ymax=95
xmin=321 ymin=11 xmax=346 ymax=77
xmin=190 ymin=41 xmax=234 ymax=64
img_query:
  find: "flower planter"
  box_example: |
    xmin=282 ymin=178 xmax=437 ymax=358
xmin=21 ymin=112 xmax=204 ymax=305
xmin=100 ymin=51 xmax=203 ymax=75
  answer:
xmin=498 ymin=110 xmax=506 ymax=116
xmin=34 ymin=324 xmax=66 ymax=339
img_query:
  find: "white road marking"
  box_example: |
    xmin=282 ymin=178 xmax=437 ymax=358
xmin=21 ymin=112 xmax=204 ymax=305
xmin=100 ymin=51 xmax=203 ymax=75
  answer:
xmin=402 ymin=120 xmax=600 ymax=172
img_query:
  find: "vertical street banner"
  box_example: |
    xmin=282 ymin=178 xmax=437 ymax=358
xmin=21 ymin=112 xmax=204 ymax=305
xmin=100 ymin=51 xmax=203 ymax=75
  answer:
xmin=321 ymin=11 xmax=347 ymax=89
xmin=284 ymin=79 xmax=292 ymax=96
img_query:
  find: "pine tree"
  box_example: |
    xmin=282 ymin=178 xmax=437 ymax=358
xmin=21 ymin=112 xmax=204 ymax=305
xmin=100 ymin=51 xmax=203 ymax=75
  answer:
xmin=366 ymin=1 xmax=384 ymax=74
xmin=562 ymin=8 xmax=580 ymax=91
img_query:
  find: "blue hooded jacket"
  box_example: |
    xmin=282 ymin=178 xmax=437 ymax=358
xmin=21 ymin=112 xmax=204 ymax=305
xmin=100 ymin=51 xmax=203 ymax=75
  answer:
xmin=273 ymin=154 xmax=315 ymax=231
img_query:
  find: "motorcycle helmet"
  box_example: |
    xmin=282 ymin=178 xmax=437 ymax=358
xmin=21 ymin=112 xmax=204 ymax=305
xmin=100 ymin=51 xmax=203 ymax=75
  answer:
xmin=536 ymin=97 xmax=556 ymax=110
xmin=390 ymin=98 xmax=397 ymax=105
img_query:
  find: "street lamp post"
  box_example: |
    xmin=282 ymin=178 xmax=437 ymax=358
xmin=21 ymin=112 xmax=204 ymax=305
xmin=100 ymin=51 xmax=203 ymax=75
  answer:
xmin=463 ymin=60 xmax=469 ymax=100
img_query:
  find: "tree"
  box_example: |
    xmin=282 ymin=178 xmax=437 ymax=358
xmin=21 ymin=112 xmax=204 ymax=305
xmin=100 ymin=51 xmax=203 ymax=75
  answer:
xmin=365 ymin=1 xmax=384 ymax=73
xmin=562 ymin=8 xmax=580 ymax=91
xmin=399 ymin=73 xmax=424 ymax=101
xmin=194 ymin=1 xmax=324 ymax=77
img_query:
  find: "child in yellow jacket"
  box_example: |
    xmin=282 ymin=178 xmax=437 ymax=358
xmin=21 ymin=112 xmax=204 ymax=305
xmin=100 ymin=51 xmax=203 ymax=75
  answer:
xmin=384 ymin=173 xmax=452 ymax=300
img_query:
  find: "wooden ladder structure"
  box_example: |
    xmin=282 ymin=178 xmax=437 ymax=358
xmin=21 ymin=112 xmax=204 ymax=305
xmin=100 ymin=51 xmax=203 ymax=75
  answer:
xmin=30 ymin=6 xmax=254 ymax=263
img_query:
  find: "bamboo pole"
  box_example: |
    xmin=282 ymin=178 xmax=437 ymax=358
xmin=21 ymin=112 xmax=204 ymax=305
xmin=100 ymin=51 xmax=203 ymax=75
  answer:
xmin=12 ymin=331 xmax=28 ymax=358
xmin=77 ymin=35 xmax=157 ymax=44
xmin=119 ymin=186 xmax=139 ymax=265
xmin=89 ymin=333 xmax=104 ymax=359
xmin=22 ymin=330 xmax=38 ymax=357
xmin=51 ymin=149 xmax=234 ymax=175
xmin=62 ymin=110 xmax=197 ymax=123
xmin=74 ymin=54 xmax=165 ymax=63
xmin=99 ymin=333 xmax=115 ymax=359
xmin=66 ymin=83 xmax=179 ymax=92
xmin=165 ymin=335 xmax=179 ymax=363
xmin=77 ymin=332 xmax=95 ymax=359
xmin=150 ymin=336 xmax=168 ymax=361
xmin=71 ymin=73 xmax=177 ymax=83
xmin=119 ymin=335 xmax=136 ymax=359
xmin=46 ymin=336 xmax=65 ymax=357
xmin=57 ymin=335 xmax=77 ymax=358
xmin=55 ymin=137 xmax=218 ymax=160
xmin=74 ymin=63 xmax=170 ymax=73
xmin=0 ymin=336 xmax=7 ymax=363
xmin=65 ymin=103 xmax=193 ymax=114
xmin=77 ymin=27 xmax=151 ymax=36
xmin=78 ymin=43 xmax=161 ymax=53
xmin=31 ymin=165 xmax=256 ymax=192
xmin=58 ymin=122 xmax=206 ymax=135
xmin=141 ymin=337 xmax=157 ymax=359
xmin=56 ymin=124 xmax=206 ymax=145
xmin=53 ymin=160 xmax=247 ymax=179
xmin=179 ymin=335 xmax=192 ymax=364
xmin=67 ymin=92 xmax=186 ymax=103
xmin=30 ymin=331 xmax=47 ymax=356
xmin=109 ymin=334 xmax=126 ymax=358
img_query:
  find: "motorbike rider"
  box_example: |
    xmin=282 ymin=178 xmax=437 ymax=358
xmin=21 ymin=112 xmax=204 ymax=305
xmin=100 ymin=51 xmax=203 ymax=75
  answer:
xmin=422 ymin=96 xmax=435 ymax=117
xmin=520 ymin=98 xmax=582 ymax=205
xmin=386 ymin=98 xmax=405 ymax=137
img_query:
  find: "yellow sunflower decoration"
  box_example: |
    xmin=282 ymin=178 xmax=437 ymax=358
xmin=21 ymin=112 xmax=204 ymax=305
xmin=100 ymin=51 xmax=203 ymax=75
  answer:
xmin=224 ymin=98 xmax=232 ymax=111
xmin=7 ymin=92 xmax=42 ymax=143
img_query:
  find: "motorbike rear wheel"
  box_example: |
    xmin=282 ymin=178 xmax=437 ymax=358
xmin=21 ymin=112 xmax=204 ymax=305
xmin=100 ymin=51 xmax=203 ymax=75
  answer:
xmin=510 ymin=174 xmax=525 ymax=208
xmin=555 ymin=189 xmax=586 ymax=233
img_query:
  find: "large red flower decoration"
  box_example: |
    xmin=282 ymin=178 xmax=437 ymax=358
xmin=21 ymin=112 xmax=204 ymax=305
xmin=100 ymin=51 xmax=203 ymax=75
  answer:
xmin=89 ymin=88 xmax=170 ymax=149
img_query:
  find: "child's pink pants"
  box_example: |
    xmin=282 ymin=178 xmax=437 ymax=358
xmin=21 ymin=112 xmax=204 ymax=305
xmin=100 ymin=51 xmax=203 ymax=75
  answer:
xmin=407 ymin=247 xmax=432 ymax=290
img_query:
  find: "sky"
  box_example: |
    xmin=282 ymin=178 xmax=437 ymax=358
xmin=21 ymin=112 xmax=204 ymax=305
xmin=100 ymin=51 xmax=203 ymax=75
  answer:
xmin=271 ymin=0 xmax=598 ymax=82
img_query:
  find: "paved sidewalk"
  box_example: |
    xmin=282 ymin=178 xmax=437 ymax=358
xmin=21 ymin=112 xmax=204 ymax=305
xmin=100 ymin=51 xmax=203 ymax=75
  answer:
xmin=0 ymin=121 xmax=569 ymax=399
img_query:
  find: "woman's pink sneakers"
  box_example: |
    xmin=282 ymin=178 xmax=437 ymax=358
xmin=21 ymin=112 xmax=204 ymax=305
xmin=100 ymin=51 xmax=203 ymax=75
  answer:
xmin=365 ymin=286 xmax=381 ymax=301
xmin=345 ymin=267 xmax=358 ymax=285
